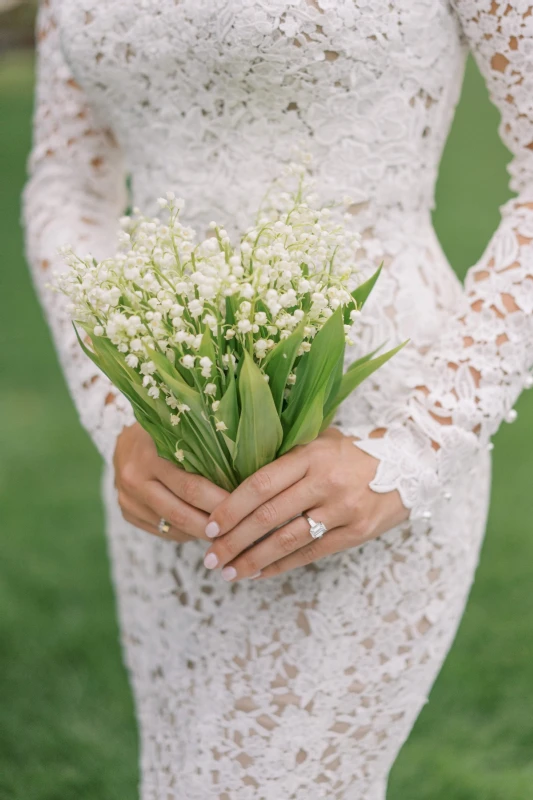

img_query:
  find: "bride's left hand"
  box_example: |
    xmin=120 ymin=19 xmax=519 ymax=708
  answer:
xmin=202 ymin=427 xmax=409 ymax=581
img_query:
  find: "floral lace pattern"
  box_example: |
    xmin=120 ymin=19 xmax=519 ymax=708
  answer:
xmin=22 ymin=0 xmax=533 ymax=797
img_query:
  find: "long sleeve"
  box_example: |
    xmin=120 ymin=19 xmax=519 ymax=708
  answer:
xmin=349 ymin=0 xmax=533 ymax=522
xmin=22 ymin=0 xmax=136 ymax=463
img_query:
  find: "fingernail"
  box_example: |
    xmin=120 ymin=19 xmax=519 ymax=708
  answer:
xmin=221 ymin=566 xmax=237 ymax=581
xmin=205 ymin=521 xmax=220 ymax=538
xmin=250 ymin=570 xmax=262 ymax=579
xmin=204 ymin=552 xmax=218 ymax=569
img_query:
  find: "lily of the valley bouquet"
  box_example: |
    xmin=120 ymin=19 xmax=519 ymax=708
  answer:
xmin=56 ymin=162 xmax=404 ymax=491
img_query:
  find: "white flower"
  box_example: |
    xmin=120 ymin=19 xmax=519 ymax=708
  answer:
xmin=237 ymin=319 xmax=253 ymax=334
xmin=170 ymin=414 xmax=180 ymax=426
xmin=140 ymin=361 xmax=156 ymax=375
xmin=225 ymin=329 xmax=236 ymax=340
xmin=181 ymin=355 xmax=196 ymax=368
xmin=241 ymin=283 xmax=254 ymax=299
xmin=148 ymin=386 xmax=160 ymax=399
xmin=199 ymin=356 xmax=213 ymax=378
xmin=280 ymin=289 xmax=297 ymax=308
xmin=177 ymin=403 xmax=190 ymax=413
xmin=203 ymin=313 xmax=218 ymax=329
xmin=93 ymin=325 xmax=104 ymax=337
xmin=174 ymin=448 xmax=185 ymax=462
xmin=254 ymin=339 xmax=269 ymax=357
xmin=211 ymin=400 xmax=220 ymax=411
xmin=204 ymin=383 xmax=217 ymax=396
xmin=215 ymin=420 xmax=228 ymax=431
xmin=125 ymin=354 xmax=139 ymax=369
xmin=189 ymin=298 xmax=204 ymax=317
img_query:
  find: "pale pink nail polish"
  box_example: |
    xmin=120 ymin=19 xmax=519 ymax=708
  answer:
xmin=205 ymin=521 xmax=220 ymax=538
xmin=221 ymin=566 xmax=237 ymax=581
xmin=204 ymin=552 xmax=218 ymax=569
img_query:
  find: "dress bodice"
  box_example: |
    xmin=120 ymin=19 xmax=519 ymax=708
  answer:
xmin=56 ymin=0 xmax=467 ymax=233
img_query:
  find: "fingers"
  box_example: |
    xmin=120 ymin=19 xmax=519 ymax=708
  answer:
xmin=256 ymin=524 xmax=349 ymax=580
xmin=203 ymin=482 xmax=326 ymax=572
xmin=144 ymin=480 xmax=211 ymax=540
xmin=155 ymin=460 xmax=230 ymax=514
xmin=122 ymin=510 xmax=194 ymax=544
xmin=203 ymin=502 xmax=344 ymax=580
xmin=119 ymin=490 xmax=196 ymax=543
xmin=205 ymin=450 xmax=308 ymax=538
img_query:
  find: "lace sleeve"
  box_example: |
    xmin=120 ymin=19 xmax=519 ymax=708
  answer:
xmin=348 ymin=0 xmax=533 ymax=522
xmin=22 ymin=0 xmax=136 ymax=463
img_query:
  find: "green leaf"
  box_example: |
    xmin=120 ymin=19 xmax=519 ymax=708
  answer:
xmin=75 ymin=325 xmax=159 ymax=422
xmin=225 ymin=295 xmax=236 ymax=327
xmin=263 ymin=320 xmax=305 ymax=414
xmin=277 ymin=384 xmax=328 ymax=456
xmin=149 ymin=347 xmax=237 ymax=489
xmin=281 ymin=308 xmax=345 ymax=439
xmin=218 ymin=375 xmax=239 ymax=441
xmin=234 ymin=351 xmax=283 ymax=481
xmin=320 ymin=340 xmax=408 ymax=431
xmin=351 ymin=263 xmax=383 ymax=308
xmin=343 ymin=263 xmax=383 ymax=324
xmin=322 ymin=343 xmax=385 ymax=421
xmin=323 ymin=349 xmax=344 ymax=419
xmin=199 ymin=326 xmax=216 ymax=369
xmin=345 ymin=343 xmax=386 ymax=374
xmin=221 ymin=433 xmax=236 ymax=458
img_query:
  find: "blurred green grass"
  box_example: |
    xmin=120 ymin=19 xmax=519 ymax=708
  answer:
xmin=1 ymin=50 xmax=532 ymax=800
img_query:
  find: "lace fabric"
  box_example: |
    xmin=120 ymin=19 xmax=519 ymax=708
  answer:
xmin=22 ymin=1 xmax=533 ymax=797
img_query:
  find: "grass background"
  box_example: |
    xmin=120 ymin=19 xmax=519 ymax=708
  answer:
xmin=1 ymin=50 xmax=533 ymax=799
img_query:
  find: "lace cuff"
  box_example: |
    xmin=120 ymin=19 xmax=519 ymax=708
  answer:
xmin=351 ymin=422 xmax=481 ymax=523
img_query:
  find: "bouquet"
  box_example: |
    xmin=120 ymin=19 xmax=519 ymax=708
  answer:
xmin=55 ymin=161 xmax=405 ymax=491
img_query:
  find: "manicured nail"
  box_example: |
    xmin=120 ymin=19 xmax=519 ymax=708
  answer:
xmin=205 ymin=521 xmax=220 ymax=538
xmin=250 ymin=570 xmax=262 ymax=579
xmin=221 ymin=566 xmax=237 ymax=581
xmin=204 ymin=552 xmax=218 ymax=569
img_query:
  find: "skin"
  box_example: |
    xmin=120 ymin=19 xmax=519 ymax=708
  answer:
xmin=114 ymin=423 xmax=409 ymax=579
xmin=113 ymin=423 xmax=229 ymax=543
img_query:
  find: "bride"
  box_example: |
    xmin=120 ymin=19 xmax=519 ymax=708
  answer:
xmin=23 ymin=1 xmax=533 ymax=798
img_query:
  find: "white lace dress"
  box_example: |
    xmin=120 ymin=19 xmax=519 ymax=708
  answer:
xmin=22 ymin=1 xmax=533 ymax=798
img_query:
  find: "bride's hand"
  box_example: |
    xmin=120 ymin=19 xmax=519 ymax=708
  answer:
xmin=202 ymin=427 xmax=409 ymax=581
xmin=113 ymin=423 xmax=229 ymax=542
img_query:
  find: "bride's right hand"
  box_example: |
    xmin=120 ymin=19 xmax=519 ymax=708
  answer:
xmin=113 ymin=423 xmax=229 ymax=543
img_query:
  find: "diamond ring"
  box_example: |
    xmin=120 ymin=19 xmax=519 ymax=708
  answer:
xmin=158 ymin=518 xmax=171 ymax=536
xmin=304 ymin=514 xmax=328 ymax=539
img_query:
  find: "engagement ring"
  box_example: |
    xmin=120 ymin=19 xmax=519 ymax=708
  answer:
xmin=304 ymin=514 xmax=328 ymax=540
